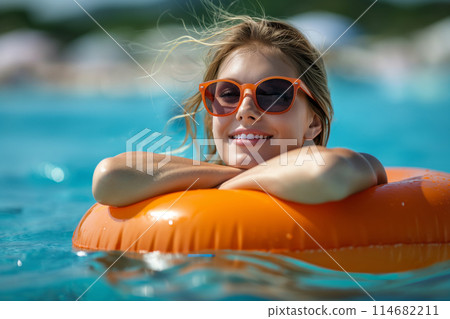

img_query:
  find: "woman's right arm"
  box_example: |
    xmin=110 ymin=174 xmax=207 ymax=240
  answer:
xmin=92 ymin=152 xmax=244 ymax=207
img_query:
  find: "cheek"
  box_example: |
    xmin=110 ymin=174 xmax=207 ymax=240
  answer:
xmin=277 ymin=115 xmax=301 ymax=137
xmin=212 ymin=117 xmax=231 ymax=164
xmin=211 ymin=118 xmax=220 ymax=139
xmin=277 ymin=103 xmax=310 ymax=140
xmin=285 ymin=116 xmax=303 ymax=137
xmin=212 ymin=117 xmax=230 ymax=138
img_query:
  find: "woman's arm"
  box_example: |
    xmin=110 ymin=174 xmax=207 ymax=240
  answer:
xmin=93 ymin=152 xmax=244 ymax=207
xmin=218 ymin=146 xmax=387 ymax=204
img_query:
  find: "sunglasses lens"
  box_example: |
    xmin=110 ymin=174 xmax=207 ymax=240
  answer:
xmin=256 ymin=79 xmax=294 ymax=112
xmin=204 ymin=81 xmax=241 ymax=115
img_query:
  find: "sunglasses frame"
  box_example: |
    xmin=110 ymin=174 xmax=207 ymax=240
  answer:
xmin=199 ymin=76 xmax=316 ymax=117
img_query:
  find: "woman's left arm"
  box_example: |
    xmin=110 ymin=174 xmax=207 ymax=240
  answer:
xmin=218 ymin=146 xmax=387 ymax=204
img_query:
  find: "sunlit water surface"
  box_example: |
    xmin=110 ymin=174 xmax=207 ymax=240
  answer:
xmin=0 ymin=72 xmax=449 ymax=300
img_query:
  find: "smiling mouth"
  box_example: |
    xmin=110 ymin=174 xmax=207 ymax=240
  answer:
xmin=229 ymin=133 xmax=273 ymax=140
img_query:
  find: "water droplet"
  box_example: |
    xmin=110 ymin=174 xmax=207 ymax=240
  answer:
xmin=286 ymin=233 xmax=293 ymax=240
xmin=17 ymin=260 xmax=22 ymax=267
xmin=401 ymin=202 xmax=405 ymax=206
xmin=168 ymin=220 xmax=173 ymax=225
xmin=76 ymin=251 xmax=87 ymax=257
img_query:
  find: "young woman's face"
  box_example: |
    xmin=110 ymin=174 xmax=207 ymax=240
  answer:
xmin=212 ymin=46 xmax=322 ymax=168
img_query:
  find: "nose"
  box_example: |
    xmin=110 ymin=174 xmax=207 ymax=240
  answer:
xmin=235 ymin=88 xmax=261 ymax=123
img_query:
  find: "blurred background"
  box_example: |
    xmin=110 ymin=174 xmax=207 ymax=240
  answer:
xmin=0 ymin=0 xmax=449 ymax=192
xmin=0 ymin=0 xmax=449 ymax=301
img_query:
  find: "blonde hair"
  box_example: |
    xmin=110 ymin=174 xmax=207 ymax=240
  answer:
xmin=168 ymin=14 xmax=333 ymax=164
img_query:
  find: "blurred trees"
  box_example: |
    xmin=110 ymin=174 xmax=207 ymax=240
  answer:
xmin=1 ymin=0 xmax=449 ymax=46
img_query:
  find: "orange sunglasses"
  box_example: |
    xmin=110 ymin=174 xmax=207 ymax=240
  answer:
xmin=199 ymin=76 xmax=316 ymax=117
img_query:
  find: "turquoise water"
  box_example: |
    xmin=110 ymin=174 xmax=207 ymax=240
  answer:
xmin=0 ymin=72 xmax=449 ymax=300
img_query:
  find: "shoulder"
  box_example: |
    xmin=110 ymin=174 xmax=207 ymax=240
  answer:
xmin=359 ymin=153 xmax=387 ymax=185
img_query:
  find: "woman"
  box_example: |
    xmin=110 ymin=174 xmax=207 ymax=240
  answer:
xmin=92 ymin=17 xmax=387 ymax=207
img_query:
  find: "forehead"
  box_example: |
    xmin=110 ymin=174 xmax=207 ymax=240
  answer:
xmin=217 ymin=45 xmax=298 ymax=82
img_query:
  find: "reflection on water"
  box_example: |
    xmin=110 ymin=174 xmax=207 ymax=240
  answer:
xmin=81 ymin=250 xmax=450 ymax=301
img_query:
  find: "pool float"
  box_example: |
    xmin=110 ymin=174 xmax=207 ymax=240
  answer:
xmin=73 ymin=167 xmax=450 ymax=273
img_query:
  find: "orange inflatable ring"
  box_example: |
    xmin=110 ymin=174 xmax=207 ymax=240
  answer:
xmin=73 ymin=167 xmax=450 ymax=273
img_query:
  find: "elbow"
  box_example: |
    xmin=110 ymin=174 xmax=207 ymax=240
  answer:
xmin=92 ymin=157 xmax=115 ymax=205
xmin=92 ymin=157 xmax=130 ymax=207
xmin=92 ymin=153 xmax=159 ymax=207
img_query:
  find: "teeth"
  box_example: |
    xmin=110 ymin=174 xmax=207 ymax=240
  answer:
xmin=232 ymin=134 xmax=270 ymax=139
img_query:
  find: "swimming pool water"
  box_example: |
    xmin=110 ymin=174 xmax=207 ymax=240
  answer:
xmin=0 ymin=72 xmax=449 ymax=300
